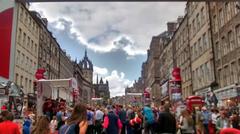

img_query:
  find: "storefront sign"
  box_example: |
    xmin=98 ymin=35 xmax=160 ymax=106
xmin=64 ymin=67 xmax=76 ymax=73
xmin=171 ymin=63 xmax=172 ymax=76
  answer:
xmin=161 ymin=81 xmax=168 ymax=98
xmin=169 ymin=80 xmax=182 ymax=102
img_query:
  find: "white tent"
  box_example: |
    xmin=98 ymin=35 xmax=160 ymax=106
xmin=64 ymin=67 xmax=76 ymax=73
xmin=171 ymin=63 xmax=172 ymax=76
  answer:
xmin=36 ymin=78 xmax=78 ymax=116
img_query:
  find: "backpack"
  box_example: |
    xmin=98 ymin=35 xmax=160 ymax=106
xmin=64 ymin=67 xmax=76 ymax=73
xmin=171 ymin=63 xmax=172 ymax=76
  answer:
xmin=144 ymin=107 xmax=154 ymax=124
xmin=87 ymin=112 xmax=92 ymax=121
xmin=59 ymin=123 xmax=77 ymax=134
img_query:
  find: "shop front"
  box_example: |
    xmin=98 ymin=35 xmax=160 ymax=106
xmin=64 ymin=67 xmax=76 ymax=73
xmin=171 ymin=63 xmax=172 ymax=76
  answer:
xmin=214 ymin=84 xmax=240 ymax=107
xmin=160 ymin=80 xmax=170 ymax=105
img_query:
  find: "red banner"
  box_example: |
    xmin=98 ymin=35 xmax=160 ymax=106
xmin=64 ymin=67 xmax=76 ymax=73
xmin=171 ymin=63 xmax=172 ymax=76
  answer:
xmin=0 ymin=8 xmax=14 ymax=79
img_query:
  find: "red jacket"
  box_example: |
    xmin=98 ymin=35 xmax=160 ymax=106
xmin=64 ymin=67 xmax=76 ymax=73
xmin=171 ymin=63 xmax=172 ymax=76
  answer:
xmin=0 ymin=121 xmax=20 ymax=134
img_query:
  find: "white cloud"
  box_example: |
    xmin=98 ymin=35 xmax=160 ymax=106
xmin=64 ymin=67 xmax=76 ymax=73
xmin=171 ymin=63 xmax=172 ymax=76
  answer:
xmin=93 ymin=66 xmax=133 ymax=97
xmin=30 ymin=2 xmax=186 ymax=56
xmin=104 ymin=70 xmax=134 ymax=97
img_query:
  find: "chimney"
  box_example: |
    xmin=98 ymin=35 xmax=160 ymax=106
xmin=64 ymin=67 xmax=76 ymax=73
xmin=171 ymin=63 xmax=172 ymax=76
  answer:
xmin=42 ymin=18 xmax=48 ymax=26
xmin=177 ymin=16 xmax=184 ymax=24
xmin=167 ymin=22 xmax=177 ymax=32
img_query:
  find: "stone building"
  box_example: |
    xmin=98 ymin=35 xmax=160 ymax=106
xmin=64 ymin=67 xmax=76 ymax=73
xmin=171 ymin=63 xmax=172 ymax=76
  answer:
xmin=78 ymin=50 xmax=94 ymax=104
xmin=94 ymin=76 xmax=110 ymax=104
xmin=209 ymin=2 xmax=240 ymax=105
xmin=172 ymin=15 xmax=192 ymax=99
xmin=59 ymin=49 xmax=73 ymax=79
xmin=145 ymin=36 xmax=161 ymax=104
xmin=187 ymin=2 xmax=216 ymax=97
xmin=14 ymin=2 xmax=40 ymax=96
xmin=31 ymin=11 xmax=60 ymax=80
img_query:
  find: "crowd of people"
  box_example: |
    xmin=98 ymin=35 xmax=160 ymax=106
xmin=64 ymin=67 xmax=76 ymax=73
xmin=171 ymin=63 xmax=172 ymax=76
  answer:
xmin=0 ymin=99 xmax=240 ymax=134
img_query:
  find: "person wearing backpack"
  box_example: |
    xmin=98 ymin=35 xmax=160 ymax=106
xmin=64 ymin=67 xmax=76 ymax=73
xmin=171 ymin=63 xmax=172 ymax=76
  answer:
xmin=142 ymin=104 xmax=154 ymax=134
xmin=103 ymin=105 xmax=122 ymax=134
xmin=59 ymin=103 xmax=88 ymax=134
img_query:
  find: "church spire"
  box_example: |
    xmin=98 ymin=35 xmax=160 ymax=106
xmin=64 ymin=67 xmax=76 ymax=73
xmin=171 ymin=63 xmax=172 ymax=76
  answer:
xmin=96 ymin=74 xmax=99 ymax=84
xmin=84 ymin=49 xmax=87 ymax=58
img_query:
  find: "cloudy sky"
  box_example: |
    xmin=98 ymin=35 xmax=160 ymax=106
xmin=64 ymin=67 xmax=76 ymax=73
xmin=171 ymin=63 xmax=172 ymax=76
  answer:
xmin=30 ymin=2 xmax=186 ymax=97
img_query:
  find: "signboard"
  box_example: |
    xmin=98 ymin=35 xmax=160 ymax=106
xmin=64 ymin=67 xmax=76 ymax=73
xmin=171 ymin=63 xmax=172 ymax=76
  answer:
xmin=170 ymin=67 xmax=182 ymax=102
xmin=0 ymin=0 xmax=15 ymax=79
xmin=169 ymin=80 xmax=182 ymax=102
xmin=161 ymin=81 xmax=168 ymax=98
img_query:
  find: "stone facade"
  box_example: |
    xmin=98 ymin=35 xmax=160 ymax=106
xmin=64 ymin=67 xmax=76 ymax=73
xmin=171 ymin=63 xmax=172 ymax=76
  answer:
xmin=94 ymin=77 xmax=110 ymax=104
xmin=187 ymin=2 xmax=216 ymax=96
xmin=172 ymin=16 xmax=192 ymax=99
xmin=14 ymin=3 xmax=40 ymax=95
xmin=209 ymin=2 xmax=240 ymax=105
xmin=59 ymin=49 xmax=73 ymax=79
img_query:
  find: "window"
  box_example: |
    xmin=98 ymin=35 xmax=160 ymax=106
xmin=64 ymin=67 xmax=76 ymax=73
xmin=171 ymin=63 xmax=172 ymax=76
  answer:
xmin=202 ymin=33 xmax=208 ymax=50
xmin=15 ymin=73 xmax=19 ymax=85
xmin=20 ymin=7 xmax=23 ymax=20
xmin=192 ymin=19 xmax=196 ymax=34
xmin=228 ymin=31 xmax=235 ymax=51
xmin=27 ymin=36 xmax=30 ymax=47
xmin=215 ymin=41 xmax=220 ymax=59
xmin=196 ymin=13 xmax=200 ymax=30
xmin=18 ymin=28 xmax=22 ymax=43
xmin=213 ymin=15 xmax=218 ymax=33
xmin=25 ymin=12 xmax=28 ymax=23
xmin=219 ymin=9 xmax=224 ymax=27
xmin=20 ymin=76 xmax=23 ymax=87
xmin=26 ymin=57 xmax=29 ymax=69
xmin=231 ymin=62 xmax=237 ymax=84
xmin=25 ymin=78 xmax=28 ymax=90
xmin=218 ymin=69 xmax=222 ymax=87
xmin=31 ymin=40 xmax=34 ymax=51
xmin=23 ymin=33 xmax=26 ymax=46
xmin=225 ymin=2 xmax=231 ymax=22
xmin=194 ymin=43 xmax=198 ymax=58
xmin=201 ymin=7 xmax=205 ymax=25
xmin=30 ymin=60 xmax=33 ymax=72
xmin=236 ymin=25 xmax=240 ymax=47
xmin=29 ymin=80 xmax=32 ymax=91
xmin=35 ymin=44 xmax=37 ymax=53
xmin=29 ymin=17 xmax=32 ymax=27
xmin=204 ymin=63 xmax=208 ymax=83
xmin=222 ymin=37 xmax=226 ymax=55
xmin=17 ymin=50 xmax=20 ymax=65
xmin=198 ymin=37 xmax=202 ymax=54
xmin=22 ymin=53 xmax=25 ymax=66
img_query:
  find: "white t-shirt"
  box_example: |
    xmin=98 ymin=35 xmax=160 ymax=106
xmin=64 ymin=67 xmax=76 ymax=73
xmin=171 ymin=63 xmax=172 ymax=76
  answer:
xmin=95 ymin=110 xmax=104 ymax=121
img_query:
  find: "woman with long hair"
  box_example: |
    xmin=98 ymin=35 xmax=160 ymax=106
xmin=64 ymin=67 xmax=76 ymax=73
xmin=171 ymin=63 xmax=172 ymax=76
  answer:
xmin=31 ymin=116 xmax=50 ymax=134
xmin=179 ymin=110 xmax=195 ymax=134
xmin=59 ymin=103 xmax=88 ymax=134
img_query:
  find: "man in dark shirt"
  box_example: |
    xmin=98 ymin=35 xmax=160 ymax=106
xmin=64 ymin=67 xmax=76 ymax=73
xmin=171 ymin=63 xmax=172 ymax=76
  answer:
xmin=157 ymin=105 xmax=177 ymax=134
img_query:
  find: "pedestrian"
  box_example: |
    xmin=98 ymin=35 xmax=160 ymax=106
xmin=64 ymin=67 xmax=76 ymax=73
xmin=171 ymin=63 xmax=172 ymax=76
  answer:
xmin=23 ymin=116 xmax=32 ymax=134
xmin=201 ymin=107 xmax=211 ymax=134
xmin=59 ymin=103 xmax=88 ymax=134
xmin=156 ymin=104 xmax=177 ymax=134
xmin=230 ymin=111 xmax=239 ymax=129
xmin=86 ymin=107 xmax=95 ymax=134
xmin=118 ymin=105 xmax=127 ymax=134
xmin=50 ymin=116 xmax=58 ymax=134
xmin=142 ymin=104 xmax=155 ymax=134
xmin=179 ymin=110 xmax=194 ymax=134
xmin=31 ymin=116 xmax=50 ymax=134
xmin=216 ymin=108 xmax=230 ymax=133
xmin=0 ymin=111 xmax=20 ymax=134
xmin=95 ymin=106 xmax=104 ymax=134
xmin=103 ymin=105 xmax=122 ymax=134
xmin=56 ymin=107 xmax=66 ymax=130
xmin=126 ymin=106 xmax=135 ymax=134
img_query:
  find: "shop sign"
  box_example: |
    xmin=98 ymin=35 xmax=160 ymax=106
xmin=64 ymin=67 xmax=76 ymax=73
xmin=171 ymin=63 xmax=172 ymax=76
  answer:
xmin=169 ymin=80 xmax=182 ymax=102
xmin=0 ymin=89 xmax=5 ymax=95
xmin=161 ymin=81 xmax=168 ymax=98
